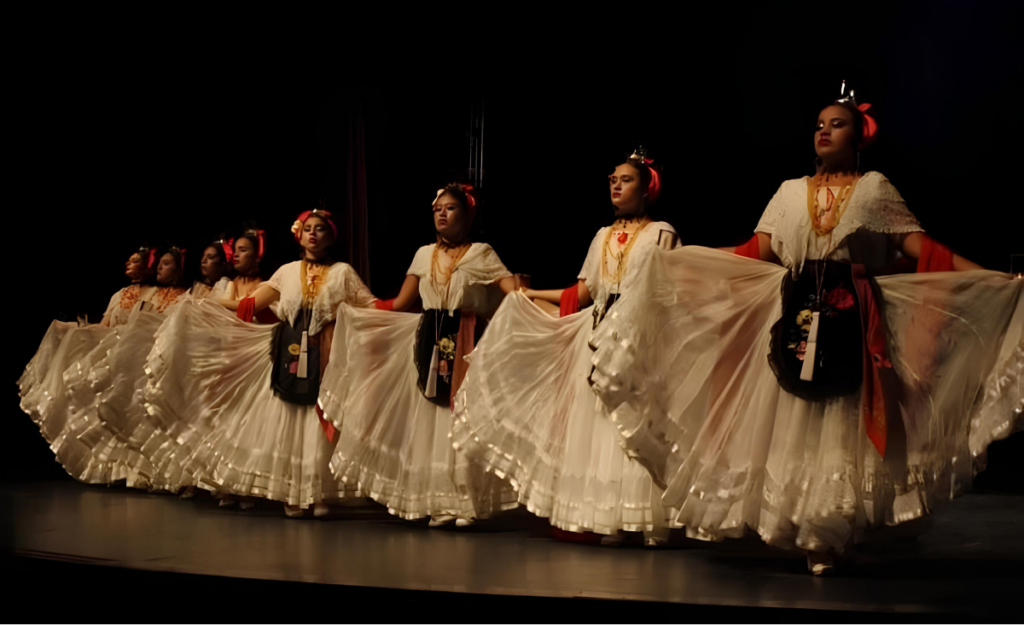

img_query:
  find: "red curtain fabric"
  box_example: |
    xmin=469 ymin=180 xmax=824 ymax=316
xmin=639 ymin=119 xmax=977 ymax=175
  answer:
xmin=342 ymin=95 xmax=373 ymax=287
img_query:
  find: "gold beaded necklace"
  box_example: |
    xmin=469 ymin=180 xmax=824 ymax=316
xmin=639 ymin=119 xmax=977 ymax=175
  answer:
xmin=807 ymin=171 xmax=859 ymax=237
xmin=601 ymin=217 xmax=650 ymax=288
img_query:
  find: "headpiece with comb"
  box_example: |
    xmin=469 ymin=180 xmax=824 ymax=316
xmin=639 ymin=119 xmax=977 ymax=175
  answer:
xmin=137 ymin=245 xmax=158 ymax=272
xmin=291 ymin=199 xmax=338 ymax=244
xmin=626 ymin=144 xmax=662 ymax=206
xmin=836 ymin=79 xmax=878 ymax=150
xmin=433 ymin=182 xmax=479 ymax=223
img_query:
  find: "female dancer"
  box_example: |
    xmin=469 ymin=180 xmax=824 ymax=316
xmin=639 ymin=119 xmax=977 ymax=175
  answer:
xmin=587 ymin=85 xmax=1023 ymax=573
xmin=212 ymin=226 xmax=268 ymax=307
xmin=320 ymin=183 xmax=518 ymax=526
xmin=144 ymin=210 xmax=376 ymax=515
xmin=19 ymin=245 xmax=184 ymax=482
xmin=100 ymin=246 xmax=189 ymax=326
xmin=149 ymin=227 xmax=271 ymax=503
xmin=64 ymin=245 xmax=190 ymax=486
xmin=453 ymin=153 xmax=683 ymax=545
xmin=190 ymin=238 xmax=230 ymax=301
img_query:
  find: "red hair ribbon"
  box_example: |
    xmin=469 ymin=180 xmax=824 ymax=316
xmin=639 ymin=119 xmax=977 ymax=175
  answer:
xmin=145 ymin=248 xmax=158 ymax=272
xmin=179 ymin=248 xmax=187 ymax=271
xmin=222 ymin=239 xmax=235 ymax=264
xmin=460 ymin=183 xmax=478 ymax=223
xmin=642 ymin=157 xmax=662 ymax=206
xmin=857 ymin=103 xmax=878 ymax=150
xmin=292 ymin=210 xmax=338 ymax=244
xmin=254 ymin=230 xmax=266 ymax=262
xmin=235 ymin=230 xmax=267 ymax=262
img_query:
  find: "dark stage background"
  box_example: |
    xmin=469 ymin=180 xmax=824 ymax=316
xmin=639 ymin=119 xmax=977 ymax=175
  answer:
xmin=7 ymin=4 xmax=1022 ymax=484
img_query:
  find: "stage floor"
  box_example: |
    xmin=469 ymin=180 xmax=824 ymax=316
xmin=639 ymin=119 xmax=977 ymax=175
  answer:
xmin=3 ymin=480 xmax=1021 ymax=617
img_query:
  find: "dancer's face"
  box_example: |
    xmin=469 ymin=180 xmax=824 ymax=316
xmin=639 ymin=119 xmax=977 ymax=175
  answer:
xmin=609 ymin=163 xmax=645 ymax=216
xmin=301 ymin=216 xmax=334 ymax=256
xmin=125 ymin=253 xmax=148 ymax=282
xmin=155 ymin=253 xmax=179 ymax=286
xmin=433 ymin=191 xmax=468 ymax=243
xmin=233 ymin=238 xmax=258 ymax=275
xmin=814 ymin=105 xmax=858 ymax=161
xmin=200 ymin=246 xmax=225 ymax=280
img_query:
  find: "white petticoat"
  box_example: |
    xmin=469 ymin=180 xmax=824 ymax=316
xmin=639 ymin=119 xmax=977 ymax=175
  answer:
xmin=589 ymin=246 xmax=1024 ymax=553
xmin=319 ymin=304 xmax=515 ymax=520
xmin=452 ymin=292 xmax=681 ymax=535
xmin=19 ymin=320 xmax=115 ymax=482
xmin=142 ymin=300 xmax=356 ymax=507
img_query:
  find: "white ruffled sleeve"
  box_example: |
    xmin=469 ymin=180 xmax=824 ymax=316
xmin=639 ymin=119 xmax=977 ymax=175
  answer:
xmin=754 ymin=181 xmax=791 ymax=236
xmin=266 ymin=264 xmax=288 ymax=292
xmin=463 ymin=243 xmax=512 ymax=286
xmin=338 ymin=264 xmax=377 ymax=309
xmin=845 ymin=172 xmax=923 ymax=235
xmin=578 ymin=228 xmax=606 ymax=291
xmin=266 ymin=262 xmax=298 ymax=326
xmin=100 ymin=288 xmax=125 ymax=326
xmin=406 ymin=245 xmax=433 ymax=278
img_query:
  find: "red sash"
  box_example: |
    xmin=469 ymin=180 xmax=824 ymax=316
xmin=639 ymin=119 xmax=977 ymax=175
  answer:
xmin=734 ymin=234 xmax=760 ymax=260
xmin=852 ymin=266 xmax=891 ymax=457
xmin=236 ymin=296 xmax=256 ymax=323
xmin=917 ymin=235 xmax=955 ymax=272
xmin=559 ymin=284 xmax=580 ymax=317
xmin=853 ymin=234 xmax=956 ymax=458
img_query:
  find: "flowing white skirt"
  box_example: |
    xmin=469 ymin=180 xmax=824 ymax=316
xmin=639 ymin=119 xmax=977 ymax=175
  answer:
xmin=320 ymin=304 xmax=515 ymax=520
xmin=452 ymin=292 xmax=680 ymax=535
xmin=142 ymin=300 xmax=356 ymax=506
xmin=62 ymin=311 xmax=166 ymax=487
xmin=19 ymin=320 xmax=115 ymax=482
xmin=589 ymin=246 xmax=1024 ymax=553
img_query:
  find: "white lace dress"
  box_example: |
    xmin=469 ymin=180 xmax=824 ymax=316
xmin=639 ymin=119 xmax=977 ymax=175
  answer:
xmin=453 ymin=222 xmax=684 ymax=535
xmin=589 ymin=172 xmax=1023 ymax=553
xmin=18 ymin=284 xmax=186 ymax=483
xmin=320 ymin=243 xmax=516 ymax=520
xmin=142 ymin=261 xmax=376 ymax=505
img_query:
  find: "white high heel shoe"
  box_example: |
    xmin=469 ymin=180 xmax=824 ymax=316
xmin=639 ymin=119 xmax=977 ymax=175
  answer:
xmin=807 ymin=552 xmax=837 ymax=576
xmin=599 ymin=534 xmax=625 ymax=547
xmin=284 ymin=505 xmax=307 ymax=518
xmin=428 ymin=514 xmax=457 ymax=528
